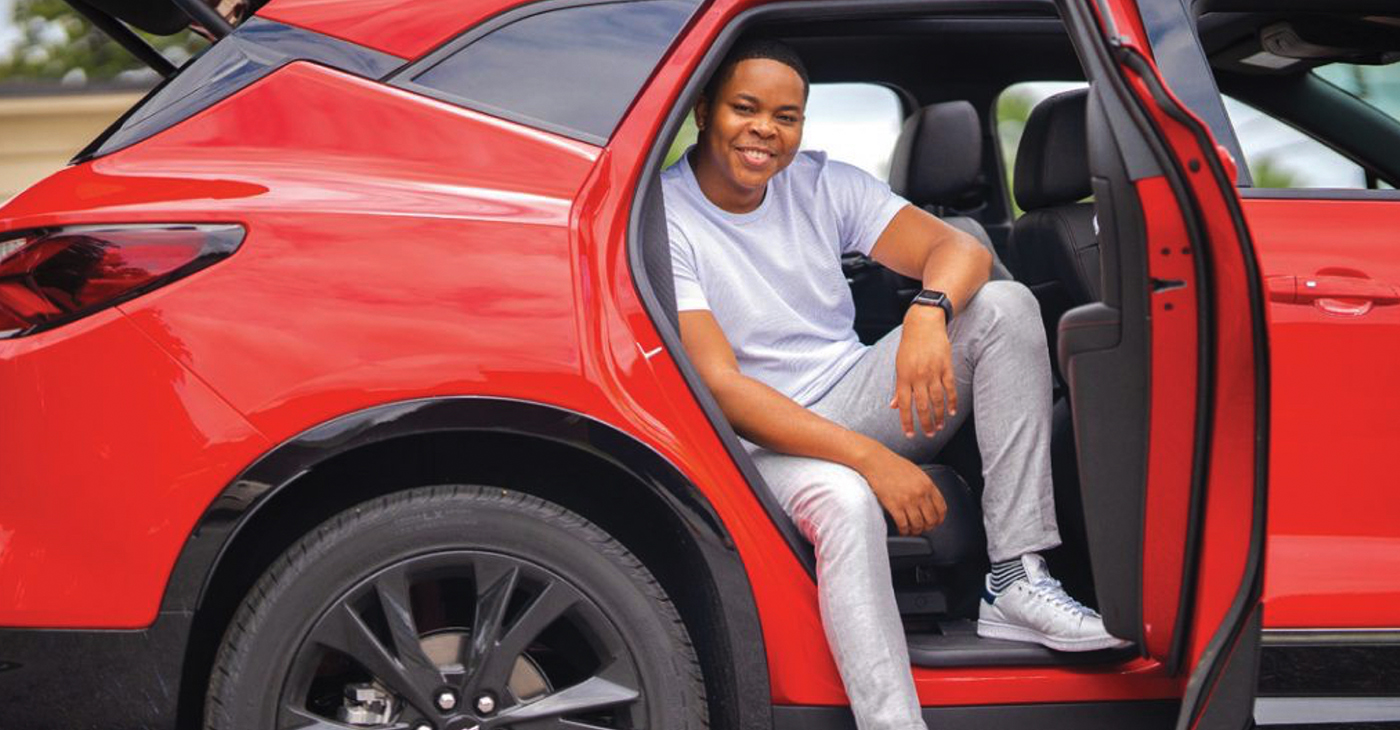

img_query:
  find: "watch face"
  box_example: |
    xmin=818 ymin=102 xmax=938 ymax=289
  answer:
xmin=914 ymin=290 xmax=947 ymax=306
xmin=911 ymin=290 xmax=953 ymax=321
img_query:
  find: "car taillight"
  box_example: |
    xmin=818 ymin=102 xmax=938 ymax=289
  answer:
xmin=0 ymin=224 xmax=243 ymax=339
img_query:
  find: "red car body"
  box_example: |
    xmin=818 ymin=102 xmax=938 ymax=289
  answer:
xmin=1 ymin=0 xmax=1396 ymax=727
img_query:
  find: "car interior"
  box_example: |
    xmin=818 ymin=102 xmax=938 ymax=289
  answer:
xmin=637 ymin=0 xmax=1141 ymax=669
xmin=634 ymin=0 xmax=1400 ymax=669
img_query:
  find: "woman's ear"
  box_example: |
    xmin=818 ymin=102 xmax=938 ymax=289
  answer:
xmin=693 ymin=97 xmax=709 ymax=132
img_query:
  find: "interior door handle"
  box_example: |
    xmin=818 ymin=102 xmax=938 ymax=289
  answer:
xmin=1266 ymin=275 xmax=1400 ymax=314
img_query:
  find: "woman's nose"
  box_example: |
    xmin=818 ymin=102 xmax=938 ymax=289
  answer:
xmin=749 ymin=117 xmax=776 ymax=136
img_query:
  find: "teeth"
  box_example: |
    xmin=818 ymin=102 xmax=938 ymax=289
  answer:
xmin=740 ymin=149 xmax=771 ymax=163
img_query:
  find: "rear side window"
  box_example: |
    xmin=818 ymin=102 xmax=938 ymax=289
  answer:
xmin=399 ymin=0 xmax=699 ymax=145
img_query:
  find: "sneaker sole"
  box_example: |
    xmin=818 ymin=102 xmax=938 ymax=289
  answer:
xmin=976 ymin=618 xmax=1133 ymax=652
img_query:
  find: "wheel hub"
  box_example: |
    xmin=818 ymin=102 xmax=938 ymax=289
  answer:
xmin=338 ymin=682 xmax=395 ymax=726
xmin=338 ymin=629 xmax=553 ymax=727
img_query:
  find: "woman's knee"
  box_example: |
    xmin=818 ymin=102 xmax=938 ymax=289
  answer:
xmin=794 ymin=465 xmax=885 ymax=542
xmin=966 ymin=280 xmax=1040 ymax=321
xmin=962 ymin=280 xmax=1046 ymax=345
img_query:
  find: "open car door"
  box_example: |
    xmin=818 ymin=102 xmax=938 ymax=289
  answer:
xmin=1060 ymin=1 xmax=1269 ymax=728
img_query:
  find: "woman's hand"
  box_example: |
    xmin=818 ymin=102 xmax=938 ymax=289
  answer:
xmin=856 ymin=446 xmax=948 ymax=535
xmin=889 ymin=306 xmax=958 ymax=437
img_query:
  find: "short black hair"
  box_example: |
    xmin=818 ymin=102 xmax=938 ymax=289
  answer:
xmin=702 ymin=38 xmax=810 ymax=101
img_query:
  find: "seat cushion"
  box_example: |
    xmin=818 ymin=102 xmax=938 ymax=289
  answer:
xmin=1010 ymin=203 xmax=1099 ymax=304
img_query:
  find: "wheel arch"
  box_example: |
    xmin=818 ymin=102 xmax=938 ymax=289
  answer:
xmin=170 ymin=396 xmax=771 ymax=730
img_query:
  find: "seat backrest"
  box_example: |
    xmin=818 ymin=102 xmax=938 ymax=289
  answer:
xmin=1009 ymin=88 xmax=1099 ymax=305
xmin=889 ymin=101 xmax=1012 ymax=281
xmin=1007 ymin=88 xmax=1097 ymax=377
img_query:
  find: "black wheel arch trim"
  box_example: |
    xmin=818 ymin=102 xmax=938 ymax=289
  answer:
xmin=165 ymin=395 xmax=771 ymax=728
xmin=164 ymin=396 xmax=741 ymax=607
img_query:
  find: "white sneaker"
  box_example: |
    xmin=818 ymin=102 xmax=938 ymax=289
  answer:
xmin=976 ymin=554 xmax=1132 ymax=652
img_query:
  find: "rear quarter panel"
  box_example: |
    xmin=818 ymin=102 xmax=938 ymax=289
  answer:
xmin=0 ymin=61 xmax=599 ymax=626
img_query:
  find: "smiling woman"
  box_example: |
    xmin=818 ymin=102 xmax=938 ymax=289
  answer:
xmin=689 ymin=51 xmax=808 ymax=212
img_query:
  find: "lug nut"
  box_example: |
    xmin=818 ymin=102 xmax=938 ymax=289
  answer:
xmin=476 ymin=694 xmax=496 ymax=714
xmin=435 ymin=689 xmax=458 ymax=712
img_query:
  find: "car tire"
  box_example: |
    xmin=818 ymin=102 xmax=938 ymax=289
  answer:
xmin=205 ymin=485 xmax=707 ymax=730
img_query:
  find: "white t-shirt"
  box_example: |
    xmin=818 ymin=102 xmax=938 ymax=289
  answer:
xmin=663 ymin=149 xmax=908 ymax=406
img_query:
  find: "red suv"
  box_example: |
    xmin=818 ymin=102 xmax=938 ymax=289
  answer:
xmin=2 ymin=0 xmax=1398 ymax=728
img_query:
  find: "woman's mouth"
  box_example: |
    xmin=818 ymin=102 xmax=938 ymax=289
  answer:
xmin=736 ymin=147 xmax=775 ymax=168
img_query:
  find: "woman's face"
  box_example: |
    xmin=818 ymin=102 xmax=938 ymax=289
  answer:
xmin=693 ymin=58 xmax=806 ymax=210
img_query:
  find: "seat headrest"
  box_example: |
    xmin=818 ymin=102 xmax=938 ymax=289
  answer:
xmin=1014 ymin=88 xmax=1091 ymax=211
xmin=889 ymin=101 xmax=982 ymax=208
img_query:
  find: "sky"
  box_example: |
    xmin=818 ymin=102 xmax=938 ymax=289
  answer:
xmin=0 ymin=0 xmax=17 ymax=57
xmin=801 ymin=84 xmax=904 ymax=180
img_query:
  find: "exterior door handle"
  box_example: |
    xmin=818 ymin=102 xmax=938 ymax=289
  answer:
xmin=1266 ymin=274 xmax=1400 ymax=315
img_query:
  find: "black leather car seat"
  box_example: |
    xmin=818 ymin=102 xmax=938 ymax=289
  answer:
xmin=889 ymin=100 xmax=1012 ymax=281
xmin=1006 ymin=88 xmax=1098 ymax=370
xmin=847 ymin=100 xmax=1013 ymax=343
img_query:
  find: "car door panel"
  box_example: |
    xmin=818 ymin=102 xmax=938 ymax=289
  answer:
xmin=1084 ymin=1 xmax=1271 ymax=727
xmin=1242 ymin=194 xmax=1400 ymax=629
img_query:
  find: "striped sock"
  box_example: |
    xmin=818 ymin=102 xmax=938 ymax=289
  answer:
xmin=989 ymin=556 xmax=1029 ymax=594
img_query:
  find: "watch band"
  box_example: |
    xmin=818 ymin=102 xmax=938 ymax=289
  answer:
xmin=910 ymin=289 xmax=954 ymax=323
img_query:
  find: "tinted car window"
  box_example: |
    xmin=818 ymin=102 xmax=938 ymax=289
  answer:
xmin=1221 ymin=95 xmax=1367 ymax=189
xmin=406 ymin=0 xmax=697 ymax=144
xmin=802 ymin=84 xmax=903 ymax=181
xmin=1314 ymin=62 xmax=1400 ymax=124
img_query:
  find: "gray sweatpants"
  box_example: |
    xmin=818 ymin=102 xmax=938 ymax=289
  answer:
xmin=747 ymin=280 xmax=1062 ymax=730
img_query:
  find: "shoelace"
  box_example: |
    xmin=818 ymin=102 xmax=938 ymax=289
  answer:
xmin=1028 ymin=576 xmax=1098 ymax=618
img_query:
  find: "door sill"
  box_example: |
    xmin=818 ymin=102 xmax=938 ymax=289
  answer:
xmin=907 ymin=619 xmax=1139 ymax=668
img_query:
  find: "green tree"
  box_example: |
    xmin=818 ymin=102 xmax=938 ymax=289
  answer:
xmin=0 ymin=0 xmax=205 ymax=84
xmin=663 ymin=114 xmax=698 ymax=168
xmin=996 ymin=88 xmax=1035 ymax=217
xmin=1248 ymin=155 xmax=1298 ymax=189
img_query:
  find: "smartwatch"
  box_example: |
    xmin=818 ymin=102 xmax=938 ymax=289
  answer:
xmin=910 ymin=289 xmax=954 ymax=323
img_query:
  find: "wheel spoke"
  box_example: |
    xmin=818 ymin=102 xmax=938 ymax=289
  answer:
xmin=478 ymin=579 xmax=579 ymax=689
xmin=500 ymin=581 xmax=579 ymax=660
xmin=484 ymin=663 xmax=640 ymax=728
xmin=511 ymin=718 xmax=619 ymax=730
xmin=277 ymin=704 xmax=412 ymax=730
xmin=372 ymin=564 xmax=445 ymax=689
xmin=462 ymin=556 xmax=522 ymax=691
xmin=310 ymin=600 xmax=440 ymax=715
